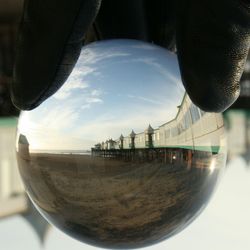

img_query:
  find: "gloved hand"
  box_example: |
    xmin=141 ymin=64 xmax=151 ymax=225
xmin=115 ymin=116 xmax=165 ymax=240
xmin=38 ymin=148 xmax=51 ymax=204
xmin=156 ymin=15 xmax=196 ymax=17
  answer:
xmin=11 ymin=0 xmax=250 ymax=112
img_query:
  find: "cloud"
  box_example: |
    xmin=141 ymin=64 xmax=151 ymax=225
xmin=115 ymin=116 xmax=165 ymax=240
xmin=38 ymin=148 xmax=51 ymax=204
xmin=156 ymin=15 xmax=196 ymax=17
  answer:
xmin=91 ymin=89 xmax=102 ymax=96
xmin=127 ymin=94 xmax=165 ymax=105
xmin=72 ymin=102 xmax=178 ymax=150
xmin=135 ymin=57 xmax=182 ymax=84
xmin=52 ymin=90 xmax=71 ymax=100
xmin=81 ymin=47 xmax=130 ymax=65
xmin=53 ymin=68 xmax=90 ymax=100
xmin=81 ymin=104 xmax=91 ymax=110
xmin=18 ymin=106 xmax=81 ymax=151
xmin=131 ymin=43 xmax=158 ymax=50
xmin=86 ymin=97 xmax=103 ymax=104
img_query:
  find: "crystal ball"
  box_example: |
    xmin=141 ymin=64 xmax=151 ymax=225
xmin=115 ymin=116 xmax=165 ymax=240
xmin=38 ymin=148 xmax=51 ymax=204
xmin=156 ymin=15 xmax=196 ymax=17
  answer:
xmin=16 ymin=40 xmax=226 ymax=249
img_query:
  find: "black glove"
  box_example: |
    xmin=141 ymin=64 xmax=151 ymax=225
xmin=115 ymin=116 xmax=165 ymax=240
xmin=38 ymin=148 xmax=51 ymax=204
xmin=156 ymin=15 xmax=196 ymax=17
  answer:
xmin=11 ymin=0 xmax=250 ymax=112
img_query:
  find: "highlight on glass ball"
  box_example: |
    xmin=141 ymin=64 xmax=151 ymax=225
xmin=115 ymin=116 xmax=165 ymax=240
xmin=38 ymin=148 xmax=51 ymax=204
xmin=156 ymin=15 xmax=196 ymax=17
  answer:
xmin=16 ymin=39 xmax=227 ymax=249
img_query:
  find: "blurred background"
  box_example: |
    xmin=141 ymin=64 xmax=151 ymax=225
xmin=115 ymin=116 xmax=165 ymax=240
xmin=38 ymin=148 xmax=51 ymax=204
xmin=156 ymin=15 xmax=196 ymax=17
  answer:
xmin=0 ymin=0 xmax=250 ymax=249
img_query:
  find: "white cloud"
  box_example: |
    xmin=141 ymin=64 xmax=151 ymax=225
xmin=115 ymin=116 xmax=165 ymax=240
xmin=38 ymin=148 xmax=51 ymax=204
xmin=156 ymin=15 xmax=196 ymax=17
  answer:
xmin=18 ymin=103 xmax=81 ymax=151
xmin=52 ymin=91 xmax=71 ymax=100
xmin=127 ymin=94 xmax=165 ymax=105
xmin=53 ymin=65 xmax=97 ymax=101
xmin=81 ymin=47 xmax=130 ymax=65
xmin=135 ymin=57 xmax=182 ymax=84
xmin=81 ymin=104 xmax=91 ymax=110
xmin=131 ymin=43 xmax=158 ymax=50
xmin=72 ymin=101 xmax=177 ymax=149
xmin=85 ymin=97 xmax=103 ymax=104
xmin=91 ymin=89 xmax=102 ymax=96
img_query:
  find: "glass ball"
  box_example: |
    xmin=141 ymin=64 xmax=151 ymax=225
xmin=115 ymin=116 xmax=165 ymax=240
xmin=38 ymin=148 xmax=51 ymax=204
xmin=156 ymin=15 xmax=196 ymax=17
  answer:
xmin=16 ymin=39 xmax=226 ymax=249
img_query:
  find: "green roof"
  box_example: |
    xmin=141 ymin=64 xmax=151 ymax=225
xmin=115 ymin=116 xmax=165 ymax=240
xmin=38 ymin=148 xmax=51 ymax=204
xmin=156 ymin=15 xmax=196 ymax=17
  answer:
xmin=0 ymin=117 xmax=18 ymax=127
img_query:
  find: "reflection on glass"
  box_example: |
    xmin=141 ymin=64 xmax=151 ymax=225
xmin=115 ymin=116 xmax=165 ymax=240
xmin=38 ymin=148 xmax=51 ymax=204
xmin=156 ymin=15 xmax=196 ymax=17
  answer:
xmin=225 ymin=110 xmax=250 ymax=165
xmin=16 ymin=39 xmax=226 ymax=249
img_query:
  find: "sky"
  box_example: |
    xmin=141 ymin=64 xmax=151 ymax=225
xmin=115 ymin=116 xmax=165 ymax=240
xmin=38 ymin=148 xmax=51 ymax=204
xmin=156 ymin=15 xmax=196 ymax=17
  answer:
xmin=0 ymin=156 xmax=250 ymax=250
xmin=17 ymin=40 xmax=184 ymax=152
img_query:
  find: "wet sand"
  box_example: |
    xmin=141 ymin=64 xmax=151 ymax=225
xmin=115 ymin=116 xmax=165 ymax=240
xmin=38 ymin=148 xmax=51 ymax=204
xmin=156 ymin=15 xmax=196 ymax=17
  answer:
xmin=17 ymin=152 xmax=222 ymax=248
